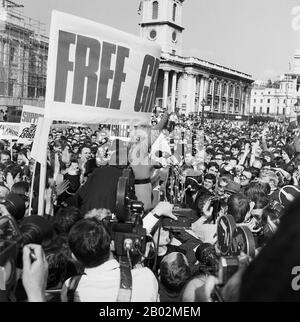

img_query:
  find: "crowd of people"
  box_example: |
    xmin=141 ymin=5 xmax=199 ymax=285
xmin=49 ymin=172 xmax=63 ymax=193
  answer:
xmin=1 ymin=107 xmax=300 ymax=302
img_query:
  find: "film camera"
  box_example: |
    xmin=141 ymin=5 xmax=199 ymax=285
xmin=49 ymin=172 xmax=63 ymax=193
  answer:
xmin=108 ymin=168 xmax=148 ymax=259
xmin=212 ymin=215 xmax=255 ymax=301
xmin=217 ymin=215 xmax=255 ymax=283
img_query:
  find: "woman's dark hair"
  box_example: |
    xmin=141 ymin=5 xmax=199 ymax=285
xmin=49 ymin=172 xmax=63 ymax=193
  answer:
xmin=52 ymin=206 xmax=82 ymax=235
xmin=227 ymin=193 xmax=250 ymax=223
xmin=239 ymin=196 xmax=300 ymax=301
xmin=68 ymin=218 xmax=111 ymax=268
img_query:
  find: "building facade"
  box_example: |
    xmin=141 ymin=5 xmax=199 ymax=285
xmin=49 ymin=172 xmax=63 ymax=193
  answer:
xmin=249 ymin=66 xmax=300 ymax=122
xmin=0 ymin=0 xmax=47 ymax=120
xmin=139 ymin=0 xmax=254 ymax=117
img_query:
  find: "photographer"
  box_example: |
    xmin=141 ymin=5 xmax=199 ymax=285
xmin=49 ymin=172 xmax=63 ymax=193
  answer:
xmin=61 ymin=217 xmax=159 ymax=302
xmin=59 ymin=201 xmax=176 ymax=302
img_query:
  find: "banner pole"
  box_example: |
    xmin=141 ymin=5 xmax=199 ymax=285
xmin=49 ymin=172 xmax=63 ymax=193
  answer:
xmin=38 ymin=150 xmax=47 ymax=216
xmin=28 ymin=159 xmax=36 ymax=216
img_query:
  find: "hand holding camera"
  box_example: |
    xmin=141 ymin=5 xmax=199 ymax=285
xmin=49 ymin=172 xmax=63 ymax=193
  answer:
xmin=22 ymin=244 xmax=48 ymax=302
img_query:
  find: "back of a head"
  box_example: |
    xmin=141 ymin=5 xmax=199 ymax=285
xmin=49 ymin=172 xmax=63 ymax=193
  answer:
xmin=160 ymin=252 xmax=191 ymax=293
xmin=4 ymin=192 xmax=26 ymax=221
xmin=195 ymin=243 xmax=218 ymax=273
xmin=227 ymin=193 xmax=250 ymax=223
xmin=11 ymin=181 xmax=29 ymax=197
xmin=68 ymin=218 xmax=111 ymax=268
xmin=53 ymin=206 xmax=82 ymax=235
xmin=244 ymin=181 xmax=270 ymax=201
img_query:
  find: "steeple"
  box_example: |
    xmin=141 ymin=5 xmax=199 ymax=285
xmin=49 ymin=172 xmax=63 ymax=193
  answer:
xmin=139 ymin=0 xmax=185 ymax=56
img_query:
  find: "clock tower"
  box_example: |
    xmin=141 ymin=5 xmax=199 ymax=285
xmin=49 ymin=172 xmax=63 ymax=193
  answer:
xmin=139 ymin=0 xmax=184 ymax=56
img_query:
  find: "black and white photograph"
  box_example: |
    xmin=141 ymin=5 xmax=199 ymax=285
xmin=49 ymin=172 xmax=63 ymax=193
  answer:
xmin=0 ymin=0 xmax=300 ymax=308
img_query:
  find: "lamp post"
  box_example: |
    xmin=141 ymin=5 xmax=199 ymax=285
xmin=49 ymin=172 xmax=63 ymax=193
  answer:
xmin=201 ymin=99 xmax=206 ymax=127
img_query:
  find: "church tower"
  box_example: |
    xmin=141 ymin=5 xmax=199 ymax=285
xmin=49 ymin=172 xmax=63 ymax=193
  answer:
xmin=139 ymin=0 xmax=184 ymax=56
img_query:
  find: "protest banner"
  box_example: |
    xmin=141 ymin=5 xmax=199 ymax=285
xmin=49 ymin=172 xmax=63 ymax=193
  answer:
xmin=0 ymin=122 xmax=20 ymax=140
xmin=44 ymin=10 xmax=161 ymax=125
xmin=17 ymin=105 xmax=44 ymax=144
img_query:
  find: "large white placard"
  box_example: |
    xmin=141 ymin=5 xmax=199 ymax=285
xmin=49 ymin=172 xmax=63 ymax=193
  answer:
xmin=44 ymin=11 xmax=161 ymax=125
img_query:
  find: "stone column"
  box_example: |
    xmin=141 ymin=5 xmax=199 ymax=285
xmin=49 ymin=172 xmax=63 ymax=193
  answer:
xmin=219 ymin=80 xmax=223 ymax=113
xmin=226 ymin=82 xmax=230 ymax=113
xmin=186 ymin=73 xmax=197 ymax=114
xmin=198 ymin=76 xmax=206 ymax=111
xmin=163 ymin=70 xmax=169 ymax=109
xmin=171 ymin=71 xmax=177 ymax=112
xmin=211 ymin=78 xmax=216 ymax=110
xmin=232 ymin=83 xmax=236 ymax=113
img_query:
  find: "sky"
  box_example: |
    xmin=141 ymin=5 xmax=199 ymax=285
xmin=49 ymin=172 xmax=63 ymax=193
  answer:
xmin=20 ymin=0 xmax=299 ymax=81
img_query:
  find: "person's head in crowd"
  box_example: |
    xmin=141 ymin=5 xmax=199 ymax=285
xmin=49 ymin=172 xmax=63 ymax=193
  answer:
xmin=205 ymin=148 xmax=214 ymax=162
xmin=79 ymin=145 xmax=92 ymax=163
xmin=91 ymin=134 xmax=97 ymax=143
xmin=74 ymin=133 xmax=80 ymax=142
xmin=195 ymin=243 xmax=218 ymax=276
xmin=185 ymin=176 xmax=201 ymax=196
xmin=228 ymin=157 xmax=238 ymax=169
xmin=11 ymin=181 xmax=29 ymax=201
xmin=0 ymin=150 xmax=11 ymax=164
xmin=214 ymin=153 xmax=224 ymax=167
xmin=262 ymin=151 xmax=273 ymax=164
xmin=227 ymin=193 xmax=250 ymax=223
xmin=20 ymin=215 xmax=54 ymax=246
xmin=72 ymin=143 xmax=80 ymax=155
xmin=17 ymin=152 xmax=27 ymax=167
xmin=0 ymin=192 xmax=26 ymax=221
xmin=3 ymin=163 xmax=23 ymax=187
xmin=231 ymin=144 xmax=240 ymax=157
xmin=224 ymin=144 xmax=231 ymax=153
xmin=281 ymin=148 xmax=292 ymax=163
xmin=240 ymin=170 xmax=252 ymax=187
xmin=239 ymin=196 xmax=300 ymax=301
xmin=216 ymin=176 xmax=230 ymax=197
xmin=207 ymin=162 xmax=219 ymax=176
xmin=68 ymin=218 xmax=111 ymax=268
xmin=196 ymin=189 xmax=214 ymax=217
xmin=272 ymin=149 xmax=281 ymax=159
xmin=259 ymin=170 xmax=278 ymax=192
xmin=11 ymin=145 xmax=19 ymax=162
xmin=53 ymin=140 xmax=62 ymax=154
xmin=252 ymin=158 xmax=263 ymax=170
xmin=256 ymin=206 xmax=280 ymax=248
xmin=159 ymin=252 xmax=191 ymax=297
xmin=52 ymin=206 xmax=82 ymax=235
xmin=203 ymin=173 xmax=216 ymax=192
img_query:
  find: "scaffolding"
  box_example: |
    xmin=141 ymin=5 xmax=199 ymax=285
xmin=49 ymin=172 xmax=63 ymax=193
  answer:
xmin=0 ymin=0 xmax=48 ymax=119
